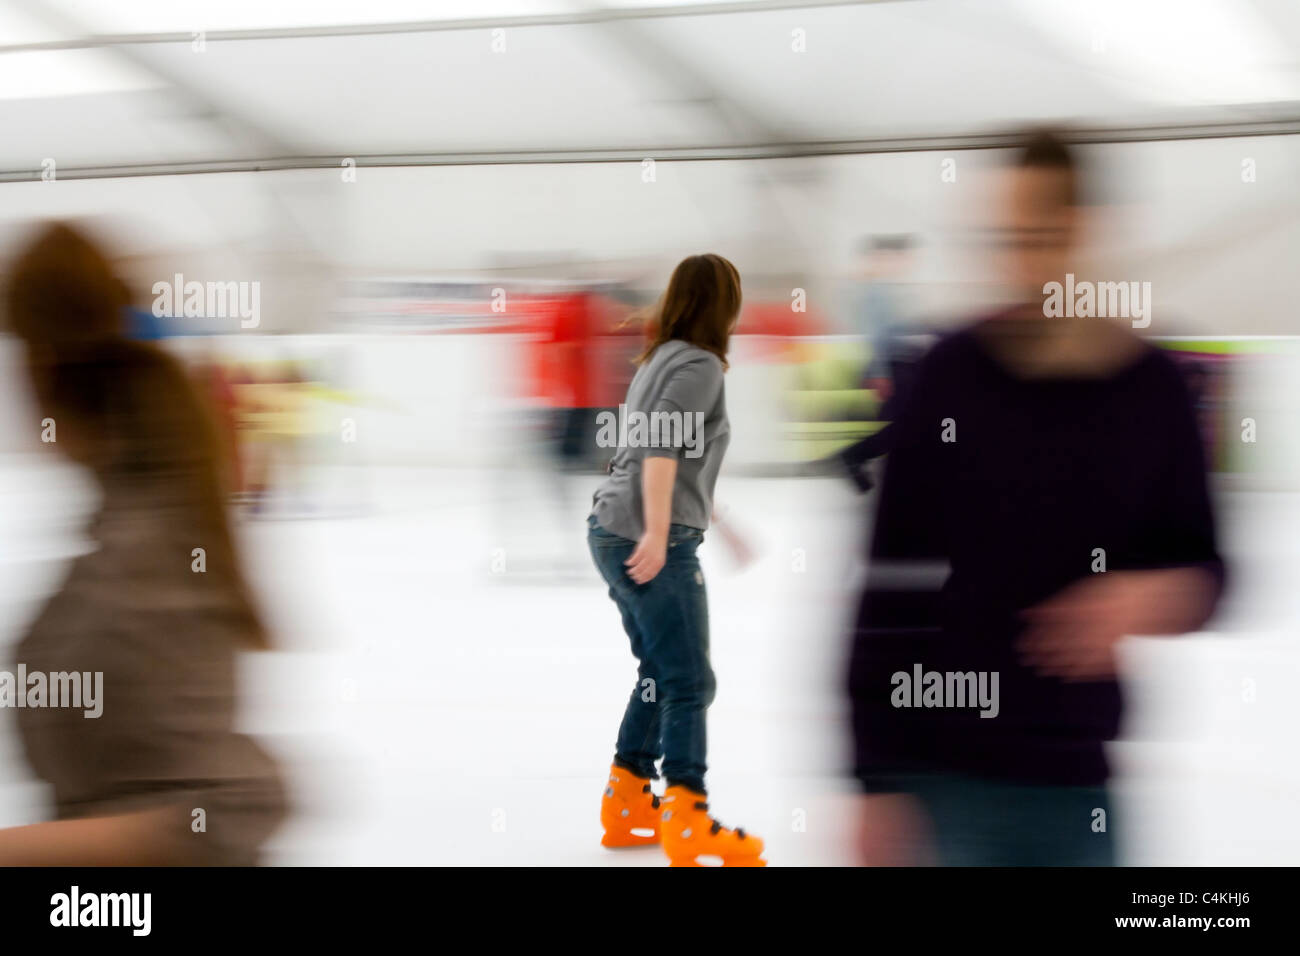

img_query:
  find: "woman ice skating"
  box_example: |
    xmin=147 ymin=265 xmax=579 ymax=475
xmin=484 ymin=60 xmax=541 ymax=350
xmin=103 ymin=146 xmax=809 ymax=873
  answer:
xmin=588 ymin=253 xmax=764 ymax=867
xmin=0 ymin=223 xmax=286 ymax=865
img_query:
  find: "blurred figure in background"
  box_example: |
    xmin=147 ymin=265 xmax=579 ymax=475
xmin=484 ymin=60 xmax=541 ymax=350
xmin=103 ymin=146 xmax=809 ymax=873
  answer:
xmin=848 ymin=132 xmax=1224 ymax=866
xmin=839 ymin=235 xmax=933 ymax=492
xmin=0 ymin=223 xmax=286 ymax=864
xmin=546 ymin=286 xmax=603 ymax=475
xmin=233 ymin=356 xmax=318 ymax=517
xmin=191 ymin=343 xmax=244 ymax=505
xmin=589 ymin=254 xmax=764 ymax=867
xmin=850 ymin=233 xmax=919 ymax=396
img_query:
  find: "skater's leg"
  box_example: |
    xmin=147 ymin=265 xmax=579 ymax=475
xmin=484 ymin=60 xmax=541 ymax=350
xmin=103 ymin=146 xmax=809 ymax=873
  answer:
xmin=619 ymin=526 xmax=714 ymax=795
xmin=587 ymin=516 xmax=710 ymax=789
xmin=589 ymin=515 xmax=669 ymax=847
xmin=588 ymin=515 xmax=662 ymax=778
xmin=610 ymin=592 xmax=663 ymax=779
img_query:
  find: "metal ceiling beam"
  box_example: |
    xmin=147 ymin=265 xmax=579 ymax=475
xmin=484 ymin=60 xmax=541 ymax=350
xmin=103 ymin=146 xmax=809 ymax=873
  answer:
xmin=2 ymin=114 xmax=1298 ymax=183
xmin=0 ymin=0 xmax=897 ymax=54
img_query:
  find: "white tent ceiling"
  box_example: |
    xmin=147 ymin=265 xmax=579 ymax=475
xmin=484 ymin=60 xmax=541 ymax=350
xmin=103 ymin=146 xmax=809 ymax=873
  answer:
xmin=1 ymin=0 xmax=1298 ymax=177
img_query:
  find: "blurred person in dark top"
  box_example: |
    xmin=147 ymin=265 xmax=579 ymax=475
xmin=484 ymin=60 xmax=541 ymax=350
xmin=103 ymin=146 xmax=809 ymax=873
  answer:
xmin=0 ymin=222 xmax=286 ymax=865
xmin=838 ymin=328 xmax=936 ymax=493
xmin=848 ymin=132 xmax=1224 ymax=866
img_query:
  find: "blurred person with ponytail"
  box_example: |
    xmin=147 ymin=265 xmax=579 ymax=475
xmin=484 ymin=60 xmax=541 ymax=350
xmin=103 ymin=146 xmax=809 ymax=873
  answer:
xmin=588 ymin=253 xmax=764 ymax=867
xmin=0 ymin=222 xmax=286 ymax=865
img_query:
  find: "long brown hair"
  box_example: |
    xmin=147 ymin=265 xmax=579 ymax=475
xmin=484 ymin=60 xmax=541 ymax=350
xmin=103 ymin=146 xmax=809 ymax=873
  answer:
xmin=635 ymin=253 xmax=741 ymax=368
xmin=5 ymin=222 xmax=271 ymax=650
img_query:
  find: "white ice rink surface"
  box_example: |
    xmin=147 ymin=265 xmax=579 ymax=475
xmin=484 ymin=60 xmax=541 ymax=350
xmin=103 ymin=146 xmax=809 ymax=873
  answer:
xmin=1 ymin=460 xmax=1298 ymax=866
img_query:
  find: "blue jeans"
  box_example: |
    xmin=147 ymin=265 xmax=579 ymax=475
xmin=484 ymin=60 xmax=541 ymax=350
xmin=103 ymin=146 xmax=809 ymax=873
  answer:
xmin=902 ymin=773 xmax=1116 ymax=866
xmin=587 ymin=513 xmax=715 ymax=794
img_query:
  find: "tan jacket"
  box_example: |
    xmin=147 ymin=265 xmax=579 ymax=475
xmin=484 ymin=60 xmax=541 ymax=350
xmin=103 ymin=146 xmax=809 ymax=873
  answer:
xmin=14 ymin=475 xmax=287 ymax=865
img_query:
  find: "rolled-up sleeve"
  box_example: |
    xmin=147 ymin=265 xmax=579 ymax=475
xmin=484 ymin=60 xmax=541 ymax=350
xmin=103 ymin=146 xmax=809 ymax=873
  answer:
xmin=643 ymin=356 xmax=723 ymax=460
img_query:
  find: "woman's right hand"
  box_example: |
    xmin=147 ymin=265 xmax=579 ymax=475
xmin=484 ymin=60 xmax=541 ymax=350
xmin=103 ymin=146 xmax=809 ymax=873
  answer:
xmin=625 ymin=531 xmax=668 ymax=584
xmin=632 ymin=456 xmax=677 ymax=584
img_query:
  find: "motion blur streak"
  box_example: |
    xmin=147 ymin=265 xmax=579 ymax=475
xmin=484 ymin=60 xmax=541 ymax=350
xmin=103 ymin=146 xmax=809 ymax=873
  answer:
xmin=0 ymin=0 xmax=1297 ymax=865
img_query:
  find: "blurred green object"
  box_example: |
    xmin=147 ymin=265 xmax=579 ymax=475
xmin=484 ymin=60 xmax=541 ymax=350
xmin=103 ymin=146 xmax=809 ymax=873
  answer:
xmin=784 ymin=340 xmax=881 ymax=462
xmin=783 ymin=335 xmax=1292 ymax=473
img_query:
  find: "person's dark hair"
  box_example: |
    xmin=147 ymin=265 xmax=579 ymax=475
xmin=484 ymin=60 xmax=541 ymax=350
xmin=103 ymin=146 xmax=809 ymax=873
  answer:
xmin=635 ymin=253 xmax=741 ymax=369
xmin=4 ymin=221 xmax=271 ymax=650
xmin=1015 ymin=128 xmax=1080 ymax=207
xmin=5 ymin=221 xmax=128 ymax=348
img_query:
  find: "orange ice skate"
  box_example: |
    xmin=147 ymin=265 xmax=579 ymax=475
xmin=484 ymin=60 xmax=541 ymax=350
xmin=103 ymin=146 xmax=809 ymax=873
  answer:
xmin=600 ymin=764 xmax=661 ymax=848
xmin=659 ymin=786 xmax=766 ymax=867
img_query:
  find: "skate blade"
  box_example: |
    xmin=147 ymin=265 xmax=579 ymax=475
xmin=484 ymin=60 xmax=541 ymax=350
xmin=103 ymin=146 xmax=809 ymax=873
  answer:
xmin=668 ymin=854 xmax=767 ymax=867
xmin=601 ymin=830 xmax=660 ymax=848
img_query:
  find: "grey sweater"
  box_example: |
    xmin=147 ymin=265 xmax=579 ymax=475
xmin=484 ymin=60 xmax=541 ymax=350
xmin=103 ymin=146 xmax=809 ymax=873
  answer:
xmin=591 ymin=340 xmax=729 ymax=541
